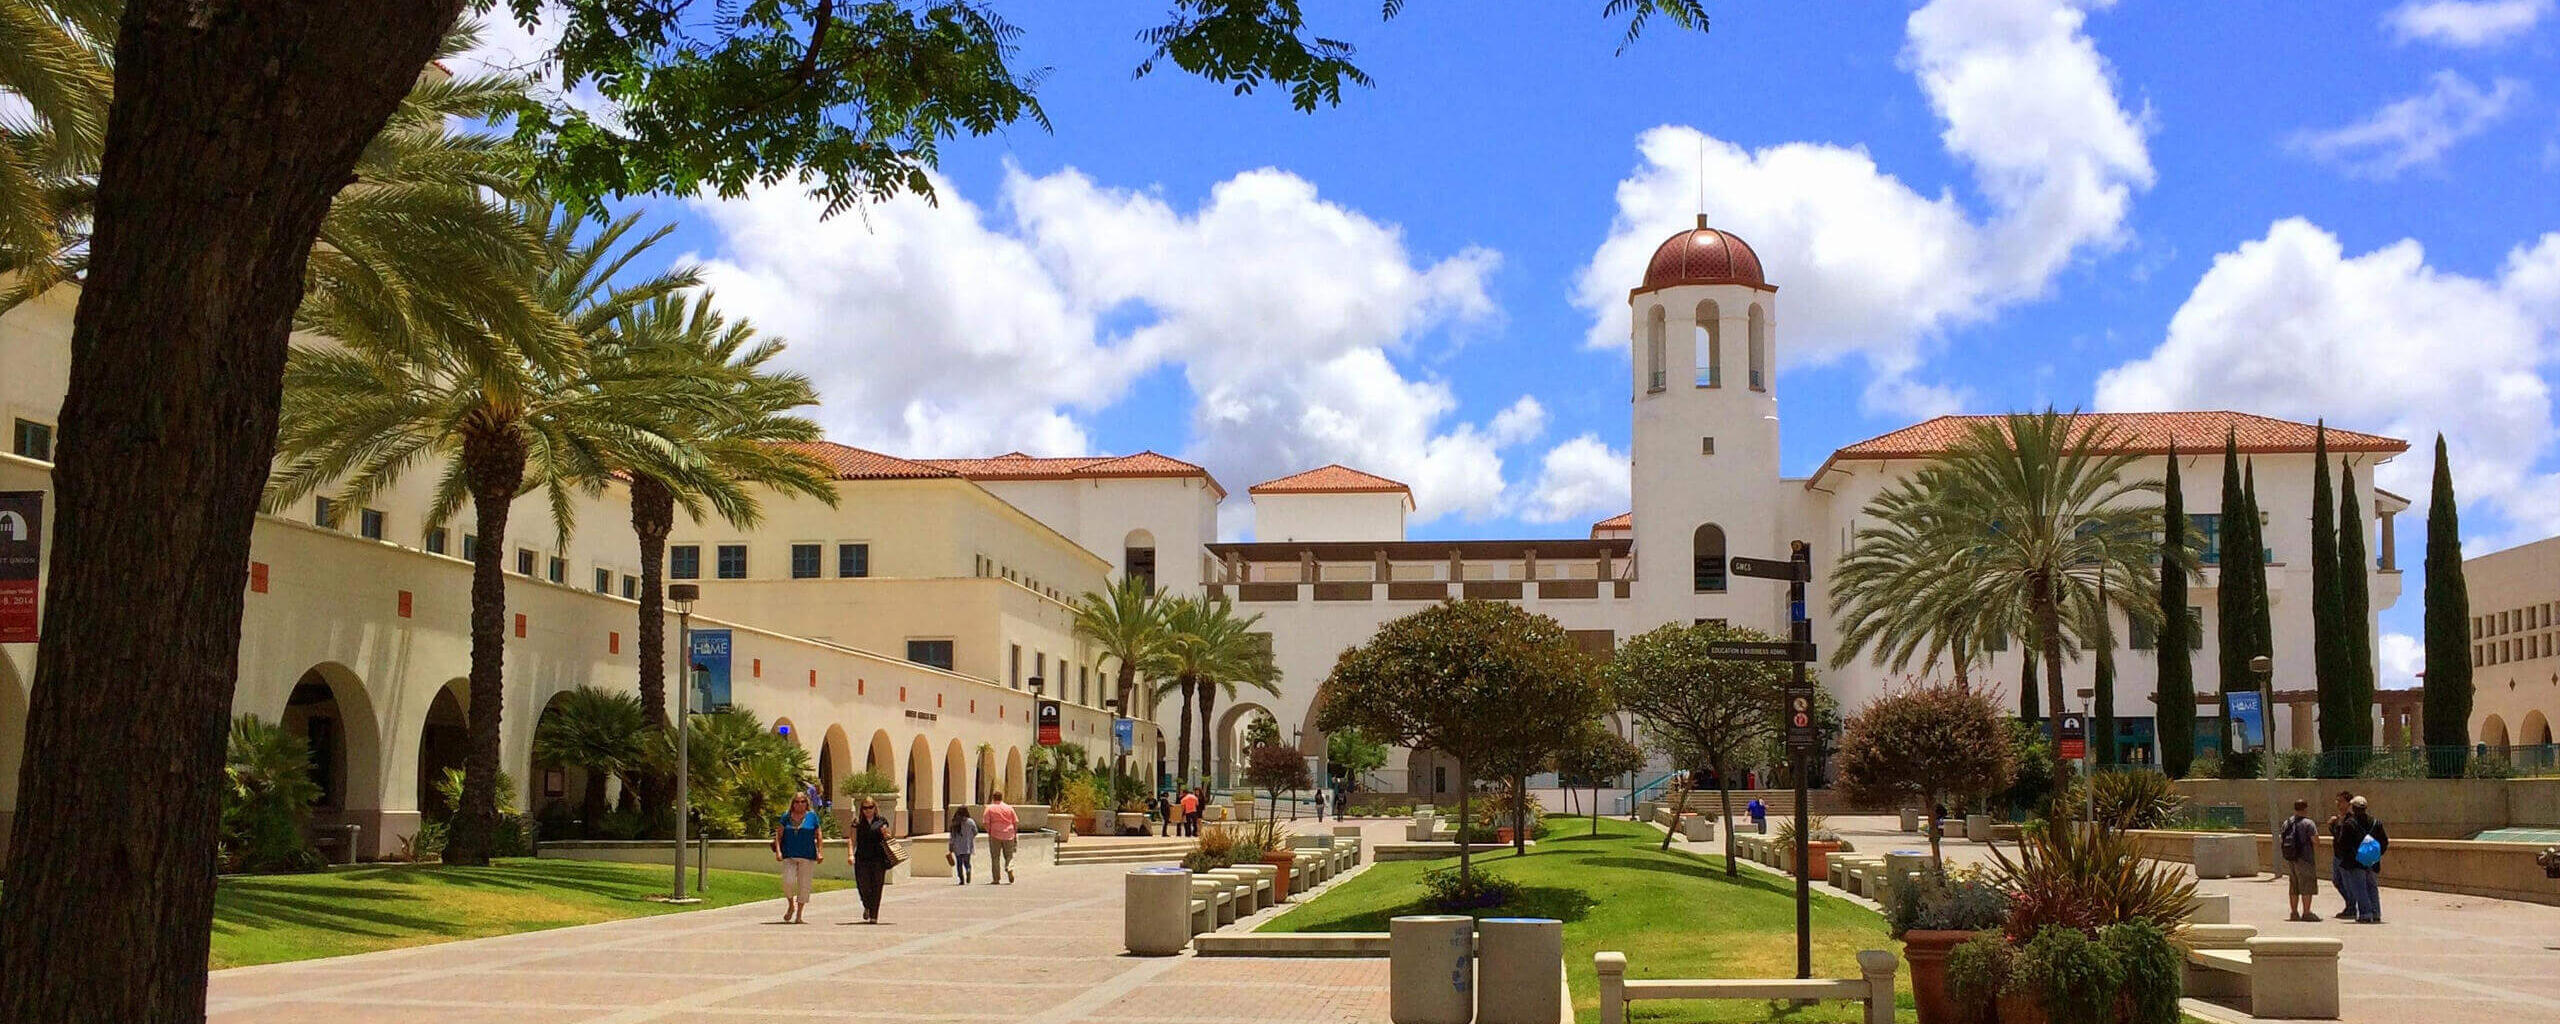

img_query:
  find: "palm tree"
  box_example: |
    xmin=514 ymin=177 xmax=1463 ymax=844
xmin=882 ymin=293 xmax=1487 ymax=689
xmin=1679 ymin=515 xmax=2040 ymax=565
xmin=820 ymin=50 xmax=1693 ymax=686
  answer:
xmin=598 ymin=292 xmax=835 ymax=803
xmin=1072 ymin=576 xmax=1174 ymax=731
xmin=267 ymin=205 xmax=696 ymax=865
xmin=1154 ymin=595 xmax=1211 ymax=787
xmin=531 ymin=686 xmax=656 ymax=833
xmin=1158 ymin=595 xmax=1276 ymax=789
xmin=0 ymin=0 xmax=111 ymax=293
xmin=1868 ymin=410 xmax=2164 ymax=790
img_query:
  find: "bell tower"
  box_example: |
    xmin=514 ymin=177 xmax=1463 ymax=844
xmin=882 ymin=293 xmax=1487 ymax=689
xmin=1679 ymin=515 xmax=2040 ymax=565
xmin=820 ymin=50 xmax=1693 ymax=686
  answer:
xmin=1626 ymin=215 xmax=1782 ymax=626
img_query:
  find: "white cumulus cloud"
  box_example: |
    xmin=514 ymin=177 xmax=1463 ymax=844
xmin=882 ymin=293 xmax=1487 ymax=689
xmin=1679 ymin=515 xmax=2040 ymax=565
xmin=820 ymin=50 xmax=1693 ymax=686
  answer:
xmin=692 ymin=165 xmax=1542 ymax=525
xmin=1519 ymin=435 xmax=1633 ymax=526
xmin=2290 ymin=71 xmax=2526 ymax=179
xmin=2385 ymin=0 xmax=2552 ymax=47
xmin=2378 ymin=632 xmax=2427 ymax=689
xmin=2094 ymin=218 xmax=2560 ymax=544
xmin=1573 ymin=0 xmax=2150 ymax=418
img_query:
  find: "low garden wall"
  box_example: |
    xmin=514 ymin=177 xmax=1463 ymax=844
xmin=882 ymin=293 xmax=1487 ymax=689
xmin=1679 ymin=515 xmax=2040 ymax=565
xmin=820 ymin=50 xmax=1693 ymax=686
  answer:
xmin=2168 ymin=778 xmax=2560 ymax=838
xmin=2127 ymin=830 xmax=2559 ymax=908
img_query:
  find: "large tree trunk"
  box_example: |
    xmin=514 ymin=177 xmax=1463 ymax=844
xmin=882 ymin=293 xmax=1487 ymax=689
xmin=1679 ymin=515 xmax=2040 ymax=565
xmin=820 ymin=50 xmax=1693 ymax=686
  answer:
xmin=1718 ymin=776 xmax=1737 ymax=876
xmin=1456 ymin=761 xmax=1473 ymax=881
xmin=1198 ymin=685 xmax=1218 ymax=789
xmin=0 ymin=3 xmax=463 ymax=1020
xmin=2035 ymin=572 xmax=2070 ymax=797
xmin=1173 ymin=677 xmax=1196 ymax=786
xmin=1512 ymin=774 xmax=1527 ymax=854
xmin=630 ymin=474 xmax=674 ymax=814
xmin=444 ymin=426 xmax=526 ymax=865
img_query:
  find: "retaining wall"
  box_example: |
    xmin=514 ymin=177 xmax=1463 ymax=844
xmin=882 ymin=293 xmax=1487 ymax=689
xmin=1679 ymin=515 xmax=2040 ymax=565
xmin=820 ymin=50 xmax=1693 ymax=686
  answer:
xmin=2127 ymin=830 xmax=2558 ymax=908
xmin=2169 ymin=778 xmax=2560 ymax=838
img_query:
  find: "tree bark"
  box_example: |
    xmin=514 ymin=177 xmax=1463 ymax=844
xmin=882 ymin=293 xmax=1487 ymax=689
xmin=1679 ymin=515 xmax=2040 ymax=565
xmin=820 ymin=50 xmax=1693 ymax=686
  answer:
xmin=1456 ymin=761 xmax=1473 ymax=881
xmin=0 ymin=3 xmax=462 ymax=1020
xmin=630 ymin=473 xmax=674 ymax=815
xmin=2035 ymin=571 xmax=2070 ymax=797
xmin=1197 ymin=683 xmax=1218 ymax=789
xmin=1512 ymin=773 xmax=1526 ymax=854
xmin=1718 ymin=775 xmax=1737 ymax=876
xmin=444 ymin=425 xmax=526 ymax=866
xmin=1173 ymin=677 xmax=1195 ymax=786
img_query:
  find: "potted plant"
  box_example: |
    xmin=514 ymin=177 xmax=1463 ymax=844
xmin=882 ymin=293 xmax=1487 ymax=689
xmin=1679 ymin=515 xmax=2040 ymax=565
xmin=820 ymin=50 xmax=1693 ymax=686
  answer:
xmin=1776 ymin=815 xmax=1851 ymax=879
xmin=1951 ymin=817 xmax=2194 ymax=1024
xmin=1890 ymin=866 xmax=2011 ymax=1024
xmin=2539 ymin=846 xmax=2560 ymax=880
xmin=837 ymin=769 xmax=900 ymax=835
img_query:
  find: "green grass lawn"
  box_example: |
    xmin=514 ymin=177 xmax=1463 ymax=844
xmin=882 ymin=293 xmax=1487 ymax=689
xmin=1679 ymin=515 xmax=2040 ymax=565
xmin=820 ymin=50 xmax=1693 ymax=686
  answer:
xmin=210 ymin=857 xmax=845 ymax=968
xmin=1262 ymin=816 xmax=1913 ymax=1023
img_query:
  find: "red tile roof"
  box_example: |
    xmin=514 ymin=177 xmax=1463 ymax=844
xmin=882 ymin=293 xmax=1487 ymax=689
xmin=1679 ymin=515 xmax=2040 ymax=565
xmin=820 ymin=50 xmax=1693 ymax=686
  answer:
xmin=772 ymin=441 xmax=959 ymax=480
xmin=913 ymin=451 xmax=1226 ymax=498
xmin=1812 ymin=412 xmax=2406 ymax=483
xmin=1249 ymin=465 xmax=1415 ymax=508
xmin=1590 ymin=511 xmax=1633 ymax=536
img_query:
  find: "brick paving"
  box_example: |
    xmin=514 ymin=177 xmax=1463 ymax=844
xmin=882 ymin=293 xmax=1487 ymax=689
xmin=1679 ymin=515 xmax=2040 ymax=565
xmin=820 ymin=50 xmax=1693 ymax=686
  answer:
xmin=207 ymin=820 xmax=1390 ymax=1024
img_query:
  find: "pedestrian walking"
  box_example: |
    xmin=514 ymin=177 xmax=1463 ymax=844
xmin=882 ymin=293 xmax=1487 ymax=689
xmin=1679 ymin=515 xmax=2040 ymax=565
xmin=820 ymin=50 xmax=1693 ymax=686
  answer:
xmin=1180 ymin=788 xmax=1201 ymax=837
xmin=1748 ymin=797 xmax=1767 ymax=834
xmin=770 ymin=792 xmax=827 ymax=924
xmin=2280 ymin=798 xmax=2320 ymax=921
xmin=2339 ymin=795 xmax=2388 ymax=923
xmin=846 ymin=796 xmax=895 ymax=924
xmin=1315 ymin=788 xmax=1328 ymax=820
xmin=983 ymin=791 xmax=1021 ymax=884
xmin=2326 ymin=790 xmax=2355 ymax=919
xmin=947 ymin=805 xmax=979 ymax=885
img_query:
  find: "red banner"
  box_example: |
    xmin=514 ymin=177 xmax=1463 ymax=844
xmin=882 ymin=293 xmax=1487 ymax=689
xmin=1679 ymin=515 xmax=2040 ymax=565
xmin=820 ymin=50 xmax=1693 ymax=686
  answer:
xmin=1037 ymin=700 xmax=1062 ymax=746
xmin=0 ymin=491 xmax=40 ymax=644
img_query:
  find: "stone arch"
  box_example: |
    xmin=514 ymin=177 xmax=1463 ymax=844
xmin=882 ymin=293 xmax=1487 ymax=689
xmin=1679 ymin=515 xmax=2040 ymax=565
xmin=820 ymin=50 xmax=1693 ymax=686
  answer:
xmin=2523 ymin=710 xmax=2553 ymax=748
xmin=905 ymin=735 xmax=936 ymax=834
xmin=280 ymin=663 xmax=385 ymax=824
xmin=2479 ymin=713 xmax=2510 ymax=753
xmin=1215 ymin=701 xmax=1278 ymax=785
xmin=819 ymin=724 xmax=852 ymax=807
xmin=975 ymin=744 xmax=996 ymax=804
xmin=772 ymin=716 xmax=800 ymax=750
xmin=866 ymin=729 xmax=895 ymax=776
xmin=1692 ymin=523 xmax=1727 ymax=593
xmin=1124 ymin=528 xmax=1158 ymax=593
xmin=1004 ymin=746 xmax=1025 ymax=799
xmin=943 ymin=737 xmax=967 ymax=819
xmin=1746 ymin=303 xmax=1768 ymax=390
xmin=1692 ymin=298 xmax=1721 ymax=387
xmin=416 ymin=678 xmax=469 ymax=820
xmin=1644 ymin=305 xmax=1667 ymax=391
xmin=528 ymin=689 xmax=589 ymax=821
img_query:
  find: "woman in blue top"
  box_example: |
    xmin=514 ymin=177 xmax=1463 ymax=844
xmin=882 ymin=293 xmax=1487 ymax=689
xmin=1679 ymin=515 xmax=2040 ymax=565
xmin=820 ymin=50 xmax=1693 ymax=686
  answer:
xmin=947 ymin=805 xmax=979 ymax=884
xmin=771 ymin=791 xmax=828 ymax=924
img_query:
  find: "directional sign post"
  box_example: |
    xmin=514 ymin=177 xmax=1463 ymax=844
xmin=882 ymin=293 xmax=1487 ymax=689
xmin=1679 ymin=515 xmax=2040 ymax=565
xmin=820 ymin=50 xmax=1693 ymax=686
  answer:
xmin=1715 ymin=542 xmax=1820 ymax=980
xmin=1707 ymin=641 xmax=1817 ymax=663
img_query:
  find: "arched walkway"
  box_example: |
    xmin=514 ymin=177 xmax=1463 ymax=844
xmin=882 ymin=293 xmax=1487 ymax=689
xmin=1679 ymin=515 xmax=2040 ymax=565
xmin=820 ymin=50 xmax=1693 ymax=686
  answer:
xmin=279 ymin=663 xmax=384 ymax=830
xmin=866 ymin=729 xmax=895 ymax=777
xmin=905 ymin=735 xmax=936 ymax=835
xmin=2480 ymin=714 xmax=2510 ymax=753
xmin=529 ymin=689 xmax=593 ymax=823
xmin=416 ymin=679 xmax=469 ymax=820
xmin=1214 ymin=701 xmax=1276 ymax=790
xmin=974 ymin=745 xmax=996 ymax=804
xmin=942 ymin=738 xmax=967 ymax=818
xmin=2523 ymin=710 xmax=2553 ymax=748
xmin=819 ymin=725 xmax=852 ymax=808
xmin=1004 ymin=746 xmax=1024 ymax=799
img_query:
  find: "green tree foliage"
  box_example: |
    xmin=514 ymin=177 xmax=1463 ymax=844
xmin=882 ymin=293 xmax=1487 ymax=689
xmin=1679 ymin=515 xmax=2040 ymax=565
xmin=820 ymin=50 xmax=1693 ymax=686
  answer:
xmin=1609 ymin=621 xmax=1785 ymax=868
xmin=531 ymin=686 xmax=658 ymax=833
xmin=2310 ymin=425 xmax=2349 ymax=750
xmin=2155 ymin=451 xmax=2196 ymax=778
xmin=1325 ymin=725 xmax=1390 ymax=790
xmin=1833 ymin=476 xmax=2004 ymax=690
xmin=1243 ymin=712 xmax=1282 ymax=752
xmin=2336 ymin=462 xmax=2376 ymax=749
xmin=1836 ymin=683 xmax=2015 ymax=865
xmin=1553 ymin=721 xmax=1647 ymax=835
xmin=2421 ymin=436 xmax=2474 ymax=770
xmin=675 ymin=708 xmax=815 ymax=838
xmin=1073 ymin=575 xmax=1174 ymax=726
xmin=1152 ymin=594 xmax=1276 ymax=787
xmin=1243 ymin=743 xmax=1312 ymax=816
xmin=2213 ymin=433 xmax=2253 ymax=755
xmin=220 ymin=715 xmax=325 ymax=874
xmin=1318 ymin=600 xmax=1604 ymax=880
xmin=2240 ymin=463 xmax=2274 ymax=746
xmin=2089 ymin=595 xmax=2117 ymax=767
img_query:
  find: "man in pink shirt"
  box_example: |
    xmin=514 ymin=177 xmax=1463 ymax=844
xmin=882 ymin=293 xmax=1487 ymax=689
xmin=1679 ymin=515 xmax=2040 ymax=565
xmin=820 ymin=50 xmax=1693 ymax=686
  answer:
xmin=982 ymin=792 xmax=1021 ymax=885
xmin=1179 ymin=790 xmax=1200 ymax=837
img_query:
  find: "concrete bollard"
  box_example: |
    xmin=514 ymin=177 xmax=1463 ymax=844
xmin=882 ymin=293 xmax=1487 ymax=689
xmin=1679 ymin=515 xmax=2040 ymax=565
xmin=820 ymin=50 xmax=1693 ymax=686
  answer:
xmin=1477 ymin=918 xmax=1563 ymax=1024
xmin=1126 ymin=867 xmax=1195 ymax=956
xmin=1390 ymin=915 xmax=1475 ymax=1024
xmin=1898 ymin=808 xmax=1920 ymax=833
xmin=2185 ymin=892 xmax=2230 ymax=924
xmin=1857 ymin=949 xmax=1899 ymax=1024
xmin=1595 ymin=952 xmax=1628 ymax=1024
xmin=1966 ymin=814 xmax=1992 ymax=844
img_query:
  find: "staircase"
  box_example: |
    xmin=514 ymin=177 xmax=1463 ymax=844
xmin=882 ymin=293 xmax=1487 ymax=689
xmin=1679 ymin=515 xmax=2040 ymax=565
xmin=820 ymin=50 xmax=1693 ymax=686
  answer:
xmin=1053 ymin=837 xmax=1197 ymax=867
xmin=1654 ymin=789 xmax=1806 ymax=821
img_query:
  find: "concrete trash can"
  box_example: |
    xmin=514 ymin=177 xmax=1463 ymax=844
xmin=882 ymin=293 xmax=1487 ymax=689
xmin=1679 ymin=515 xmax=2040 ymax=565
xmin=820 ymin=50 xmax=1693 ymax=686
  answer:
xmin=1476 ymin=918 xmax=1562 ymax=1024
xmin=1966 ymin=814 xmax=1993 ymax=844
xmin=1897 ymin=808 xmax=1920 ymax=832
xmin=1126 ymin=867 xmax=1194 ymax=956
xmin=1390 ymin=915 xmax=1475 ymax=1024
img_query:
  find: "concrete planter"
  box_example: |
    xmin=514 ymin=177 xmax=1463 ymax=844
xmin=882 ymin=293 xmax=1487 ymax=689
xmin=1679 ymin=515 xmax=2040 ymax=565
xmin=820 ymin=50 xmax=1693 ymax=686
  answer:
xmin=1965 ymin=814 xmax=1993 ymax=844
xmin=1116 ymin=811 xmax=1149 ymax=835
xmin=1680 ymin=816 xmax=1716 ymax=842
xmin=1902 ymin=929 xmax=1989 ymax=1024
xmin=834 ymin=793 xmax=900 ymax=838
xmin=1898 ymin=808 xmax=1921 ymax=833
xmin=2192 ymin=833 xmax=2259 ymax=879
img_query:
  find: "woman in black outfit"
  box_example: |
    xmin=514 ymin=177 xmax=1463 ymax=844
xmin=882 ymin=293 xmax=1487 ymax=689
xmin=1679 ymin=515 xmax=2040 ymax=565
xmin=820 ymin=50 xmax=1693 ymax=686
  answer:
xmin=846 ymin=796 xmax=896 ymax=923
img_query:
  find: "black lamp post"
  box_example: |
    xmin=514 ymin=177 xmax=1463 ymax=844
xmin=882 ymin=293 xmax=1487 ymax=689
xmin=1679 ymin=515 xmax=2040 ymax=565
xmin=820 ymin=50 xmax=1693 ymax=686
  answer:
xmin=1027 ymin=676 xmax=1045 ymax=804
xmin=664 ymin=583 xmax=700 ymax=903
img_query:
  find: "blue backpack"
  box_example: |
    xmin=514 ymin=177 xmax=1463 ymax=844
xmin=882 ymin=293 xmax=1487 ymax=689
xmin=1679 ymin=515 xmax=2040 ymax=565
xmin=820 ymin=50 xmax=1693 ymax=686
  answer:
xmin=2355 ymin=833 xmax=2382 ymax=867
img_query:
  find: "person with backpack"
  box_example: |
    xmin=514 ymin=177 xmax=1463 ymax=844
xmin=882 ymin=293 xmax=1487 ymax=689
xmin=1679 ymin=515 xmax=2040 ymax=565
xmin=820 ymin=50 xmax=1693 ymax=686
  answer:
xmin=2339 ymin=795 xmax=2388 ymax=924
xmin=2280 ymin=799 xmax=2320 ymax=921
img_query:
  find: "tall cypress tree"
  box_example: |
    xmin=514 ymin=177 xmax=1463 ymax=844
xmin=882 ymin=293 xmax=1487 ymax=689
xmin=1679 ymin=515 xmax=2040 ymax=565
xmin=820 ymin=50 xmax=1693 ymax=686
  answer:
xmin=2310 ymin=424 xmax=2347 ymax=750
xmin=2158 ymin=449 xmax=2196 ymax=777
xmin=2244 ymin=462 xmax=2275 ymax=749
xmin=2214 ymin=432 xmax=2253 ymax=752
xmin=2422 ymin=436 xmax=2473 ymax=772
xmin=2337 ymin=461 xmax=2376 ymax=750
xmin=2093 ymin=592 xmax=2118 ymax=767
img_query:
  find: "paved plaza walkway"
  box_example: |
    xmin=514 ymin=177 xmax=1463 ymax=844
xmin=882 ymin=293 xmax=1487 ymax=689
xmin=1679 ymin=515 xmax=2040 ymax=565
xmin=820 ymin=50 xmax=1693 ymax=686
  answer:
xmin=1806 ymin=814 xmax=2560 ymax=1024
xmin=208 ymin=822 xmax=1392 ymax=1024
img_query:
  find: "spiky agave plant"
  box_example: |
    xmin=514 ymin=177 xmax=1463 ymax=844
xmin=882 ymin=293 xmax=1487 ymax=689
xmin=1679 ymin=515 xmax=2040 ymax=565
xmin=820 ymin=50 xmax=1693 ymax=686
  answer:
xmin=1988 ymin=819 xmax=2195 ymax=943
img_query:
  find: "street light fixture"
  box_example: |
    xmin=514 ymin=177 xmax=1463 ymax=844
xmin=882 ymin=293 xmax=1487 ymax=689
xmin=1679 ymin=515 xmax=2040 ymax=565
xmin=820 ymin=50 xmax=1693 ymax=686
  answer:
xmin=1106 ymin=697 xmax=1125 ymax=829
xmin=663 ymin=583 xmax=701 ymax=904
xmin=2251 ymin=654 xmax=2276 ymax=843
xmin=1027 ymin=676 xmax=1045 ymax=804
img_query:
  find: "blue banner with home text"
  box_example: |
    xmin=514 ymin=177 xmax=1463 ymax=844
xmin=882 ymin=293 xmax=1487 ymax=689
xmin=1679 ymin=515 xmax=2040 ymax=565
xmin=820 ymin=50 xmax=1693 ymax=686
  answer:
xmin=690 ymin=628 xmax=733 ymax=711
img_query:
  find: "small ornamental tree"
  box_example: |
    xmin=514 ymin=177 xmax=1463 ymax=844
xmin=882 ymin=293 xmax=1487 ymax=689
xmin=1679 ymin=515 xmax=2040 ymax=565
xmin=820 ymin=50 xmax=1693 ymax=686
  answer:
xmin=1837 ymin=682 xmax=2016 ymax=866
xmin=1609 ymin=621 xmax=1787 ymax=871
xmin=1243 ymin=712 xmax=1282 ymax=752
xmin=1554 ymin=721 xmax=1648 ymax=836
xmin=1318 ymin=600 xmax=1604 ymax=881
xmin=1243 ymin=743 xmax=1311 ymax=819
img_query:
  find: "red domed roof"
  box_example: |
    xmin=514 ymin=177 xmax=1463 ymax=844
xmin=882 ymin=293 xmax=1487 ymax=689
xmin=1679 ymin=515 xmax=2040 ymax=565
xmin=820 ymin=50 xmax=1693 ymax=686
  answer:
xmin=1637 ymin=215 xmax=1771 ymax=293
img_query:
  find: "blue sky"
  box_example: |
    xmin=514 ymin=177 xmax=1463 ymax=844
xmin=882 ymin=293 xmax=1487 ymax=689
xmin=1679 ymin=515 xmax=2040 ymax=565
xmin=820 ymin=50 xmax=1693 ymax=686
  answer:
xmin=472 ymin=0 xmax=2560 ymax=679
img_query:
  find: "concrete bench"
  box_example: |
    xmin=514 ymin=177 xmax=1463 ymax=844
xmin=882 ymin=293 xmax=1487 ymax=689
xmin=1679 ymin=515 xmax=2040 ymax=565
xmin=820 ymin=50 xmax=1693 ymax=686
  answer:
xmin=1597 ymin=950 xmax=1897 ymax=1024
xmin=2186 ymin=892 xmax=2230 ymax=925
xmin=2183 ymin=933 xmax=2342 ymax=1020
xmin=2193 ymin=833 xmax=2261 ymax=879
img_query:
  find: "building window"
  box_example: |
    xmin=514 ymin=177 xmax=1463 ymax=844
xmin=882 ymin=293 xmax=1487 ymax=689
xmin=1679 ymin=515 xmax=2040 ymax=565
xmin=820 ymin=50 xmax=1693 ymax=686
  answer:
xmin=11 ymin=418 xmax=53 ymax=462
xmin=516 ymin=548 xmax=535 ymax=576
xmin=2130 ymin=616 xmax=2155 ymax=651
xmin=1694 ymin=299 xmax=1721 ymax=387
xmin=1078 ymin=665 xmax=1090 ymax=706
xmin=548 ymin=556 xmax=566 ymax=584
xmin=462 ymin=534 xmax=478 ymax=560
xmin=2190 ymin=513 xmax=2223 ymax=565
xmin=594 ymin=568 xmax=612 ymax=593
xmin=838 ymin=543 xmax=869 ymax=578
xmin=314 ymin=497 xmax=340 ymax=530
xmin=670 ymin=544 xmax=700 ymax=580
xmin=1034 ymin=651 xmax=1046 ymax=691
xmin=791 ymin=543 xmax=821 ymax=579
xmin=621 ymin=575 xmax=637 ymax=600
xmin=359 ymin=508 xmax=385 ymax=541
xmin=906 ymin=639 xmax=955 ymax=671
xmin=1645 ymin=305 xmax=1667 ymax=393
xmin=1010 ymin=644 xmax=1022 ymax=689
xmin=1746 ymin=304 xmax=1768 ymax=391
xmin=1125 ymin=543 xmax=1156 ymax=593
xmin=716 ymin=544 xmax=747 ymax=579
xmin=1691 ymin=523 xmax=1727 ymax=594
xmin=425 ymin=527 xmax=448 ymax=555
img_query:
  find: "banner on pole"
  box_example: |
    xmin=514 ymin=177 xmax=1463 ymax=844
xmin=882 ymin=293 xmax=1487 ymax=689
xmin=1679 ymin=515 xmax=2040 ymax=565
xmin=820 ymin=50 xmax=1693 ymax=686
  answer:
xmin=1038 ymin=700 xmax=1062 ymax=746
xmin=1113 ymin=716 xmax=1134 ymax=754
xmin=0 ymin=491 xmax=41 ymax=644
xmin=689 ymin=628 xmax=733 ymax=711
